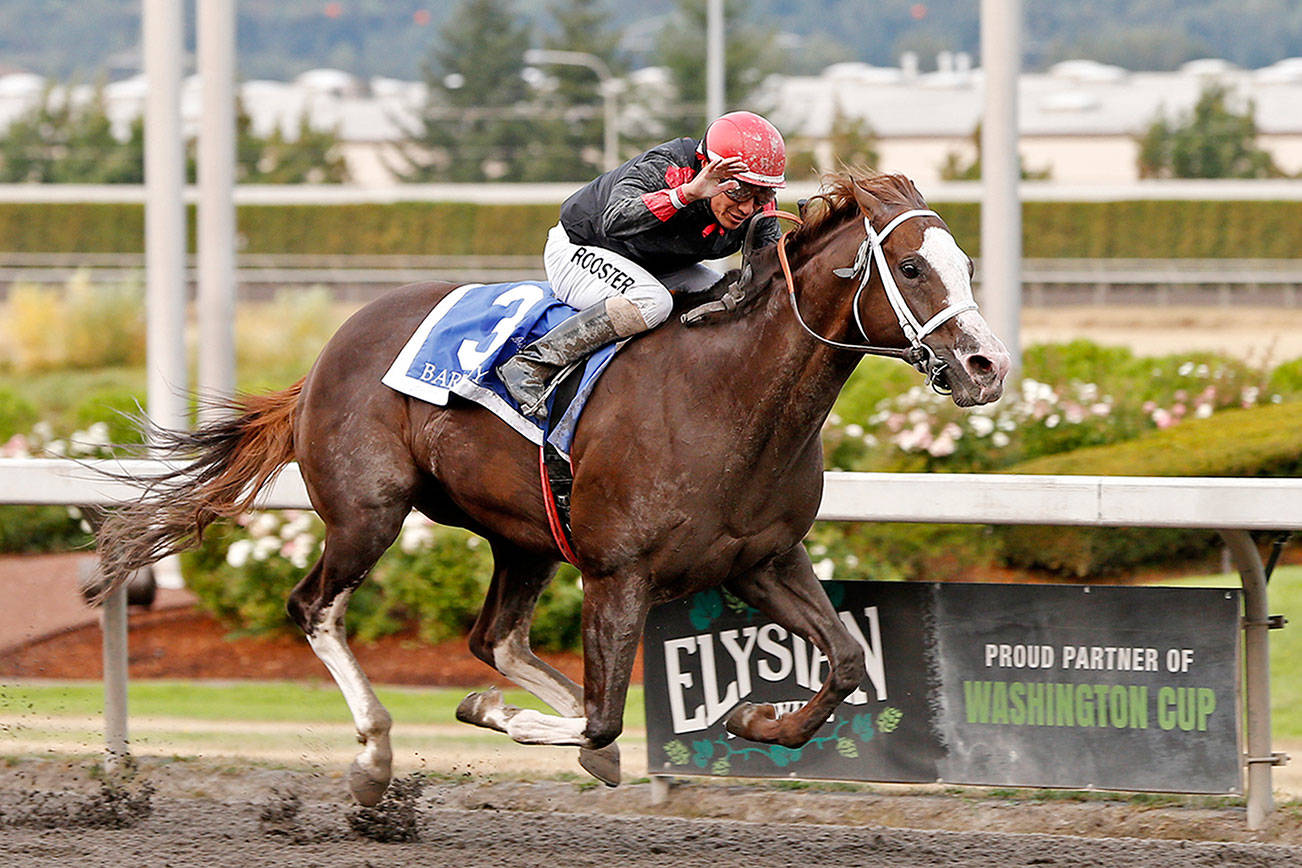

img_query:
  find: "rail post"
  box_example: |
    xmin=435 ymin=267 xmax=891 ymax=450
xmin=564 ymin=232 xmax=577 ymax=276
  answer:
xmin=1220 ymin=529 xmax=1285 ymax=829
xmin=101 ymin=583 xmax=130 ymax=773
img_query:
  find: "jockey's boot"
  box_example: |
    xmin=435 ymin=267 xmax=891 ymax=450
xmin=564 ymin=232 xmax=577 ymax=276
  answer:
xmin=498 ymin=297 xmax=647 ymax=416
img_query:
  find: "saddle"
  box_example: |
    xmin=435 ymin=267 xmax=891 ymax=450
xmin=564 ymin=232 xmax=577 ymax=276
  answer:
xmin=381 ymin=281 xmax=620 ymax=563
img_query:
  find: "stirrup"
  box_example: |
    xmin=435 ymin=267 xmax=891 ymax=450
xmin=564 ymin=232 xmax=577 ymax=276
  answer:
xmin=516 ymin=361 xmax=581 ymax=418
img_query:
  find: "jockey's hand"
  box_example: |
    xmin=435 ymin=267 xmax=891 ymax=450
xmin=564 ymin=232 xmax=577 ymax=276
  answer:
xmin=679 ymin=156 xmax=748 ymax=203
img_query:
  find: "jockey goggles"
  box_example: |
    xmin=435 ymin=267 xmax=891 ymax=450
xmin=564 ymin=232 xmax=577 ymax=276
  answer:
xmin=724 ymin=182 xmax=778 ymax=205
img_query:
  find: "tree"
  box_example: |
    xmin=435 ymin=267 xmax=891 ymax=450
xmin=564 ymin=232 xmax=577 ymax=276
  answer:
xmin=0 ymin=85 xmax=143 ymax=183
xmin=400 ymin=0 xmax=538 ymax=181
xmin=1137 ymin=83 xmax=1279 ymax=179
xmin=234 ymin=103 xmax=350 ymax=184
xmin=939 ymin=123 xmax=1051 ymax=181
xmin=543 ymin=0 xmax=624 ymax=105
xmin=529 ymin=0 xmax=629 ymax=179
xmin=654 ymin=0 xmax=778 ymax=129
xmin=0 ymin=83 xmax=348 ymax=184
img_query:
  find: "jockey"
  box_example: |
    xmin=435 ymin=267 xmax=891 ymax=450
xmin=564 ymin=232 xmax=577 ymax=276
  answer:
xmin=497 ymin=110 xmax=787 ymax=415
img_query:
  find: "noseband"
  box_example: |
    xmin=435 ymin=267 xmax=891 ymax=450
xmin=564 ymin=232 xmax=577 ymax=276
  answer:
xmin=777 ymin=208 xmax=978 ymax=394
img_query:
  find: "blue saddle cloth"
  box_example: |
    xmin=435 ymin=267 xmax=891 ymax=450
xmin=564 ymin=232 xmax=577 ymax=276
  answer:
xmin=380 ymin=281 xmax=619 ymax=458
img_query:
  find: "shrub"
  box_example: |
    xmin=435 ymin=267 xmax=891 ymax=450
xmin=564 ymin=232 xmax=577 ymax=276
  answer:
xmin=996 ymin=402 xmax=1302 ymax=576
xmin=181 ymin=509 xmax=586 ymax=652
xmin=1268 ymin=357 xmax=1302 ymax=396
xmin=1 ymin=275 xmax=146 ymax=372
xmin=805 ymin=522 xmax=993 ymax=582
xmin=181 ymin=518 xmax=306 ymax=635
xmin=0 ymin=506 xmax=93 ymax=554
xmin=827 ymin=342 xmax=1292 ymax=474
xmin=6 ymin=198 xmax=1302 ymax=259
xmin=5 ymin=284 xmax=63 ymax=371
xmin=530 ymin=566 xmax=584 ymax=652
xmin=360 ymin=516 xmax=495 ymax=644
xmin=0 ymin=388 xmax=38 ymax=440
xmin=71 ymin=387 xmax=147 ymax=445
xmin=817 ymin=345 xmax=1300 ymax=581
xmin=0 ymin=420 xmax=114 ymax=553
xmin=234 ymin=287 xmax=347 ymax=388
xmin=63 ymin=273 xmax=146 ymax=368
xmin=1005 ymin=400 xmax=1302 ymax=478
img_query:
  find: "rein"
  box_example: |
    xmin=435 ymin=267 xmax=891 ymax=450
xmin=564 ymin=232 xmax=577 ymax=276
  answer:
xmin=776 ymin=208 xmax=977 ymax=394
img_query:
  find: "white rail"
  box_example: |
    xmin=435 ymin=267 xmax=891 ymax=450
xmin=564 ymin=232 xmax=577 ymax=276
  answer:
xmin=7 ymin=460 xmax=1300 ymax=527
xmin=1 ymin=459 xmax=1296 ymax=827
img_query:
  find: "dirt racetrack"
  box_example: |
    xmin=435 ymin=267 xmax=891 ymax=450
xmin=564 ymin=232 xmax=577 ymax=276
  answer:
xmin=2 ymin=757 xmax=1302 ymax=868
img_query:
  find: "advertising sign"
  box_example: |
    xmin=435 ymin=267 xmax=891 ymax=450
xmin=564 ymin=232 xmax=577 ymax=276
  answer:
xmin=643 ymin=581 xmax=1241 ymax=794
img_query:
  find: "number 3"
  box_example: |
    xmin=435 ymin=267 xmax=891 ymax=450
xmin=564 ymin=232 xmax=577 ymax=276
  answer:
xmin=457 ymin=283 xmax=546 ymax=373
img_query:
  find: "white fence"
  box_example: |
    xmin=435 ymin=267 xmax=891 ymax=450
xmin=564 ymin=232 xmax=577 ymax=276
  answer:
xmin=1 ymin=459 xmax=1298 ymax=828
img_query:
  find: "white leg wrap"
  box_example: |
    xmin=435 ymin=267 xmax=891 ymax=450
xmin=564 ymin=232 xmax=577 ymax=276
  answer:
xmin=505 ymin=710 xmax=589 ymax=746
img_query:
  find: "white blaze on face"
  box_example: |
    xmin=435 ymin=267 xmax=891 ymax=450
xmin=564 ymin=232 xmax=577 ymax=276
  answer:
xmin=917 ymin=226 xmax=997 ymax=342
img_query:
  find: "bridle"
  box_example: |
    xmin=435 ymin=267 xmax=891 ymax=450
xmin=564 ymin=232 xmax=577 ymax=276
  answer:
xmin=776 ymin=208 xmax=978 ymax=394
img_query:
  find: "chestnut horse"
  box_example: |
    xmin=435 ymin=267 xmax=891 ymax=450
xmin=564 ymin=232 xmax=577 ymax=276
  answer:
xmin=96 ymin=171 xmax=1009 ymax=805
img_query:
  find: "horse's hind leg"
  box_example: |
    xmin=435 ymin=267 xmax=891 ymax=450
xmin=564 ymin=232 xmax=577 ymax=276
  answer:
xmin=722 ymin=545 xmax=868 ymax=748
xmin=455 ymin=540 xmax=620 ymax=784
xmin=460 ymin=570 xmax=649 ymax=756
xmin=286 ymin=502 xmax=408 ymax=806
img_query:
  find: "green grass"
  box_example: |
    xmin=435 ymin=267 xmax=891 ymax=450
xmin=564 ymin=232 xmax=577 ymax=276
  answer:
xmin=1149 ymin=564 xmax=1302 ymax=739
xmin=0 ymin=680 xmax=644 ymax=729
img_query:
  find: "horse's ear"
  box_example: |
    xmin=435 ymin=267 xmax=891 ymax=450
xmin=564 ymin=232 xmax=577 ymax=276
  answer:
xmin=850 ymin=173 xmax=926 ymax=223
xmin=850 ymin=180 xmax=894 ymax=224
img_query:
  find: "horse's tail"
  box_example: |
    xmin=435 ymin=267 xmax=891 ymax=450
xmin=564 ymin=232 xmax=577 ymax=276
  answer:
xmin=93 ymin=378 xmax=304 ymax=603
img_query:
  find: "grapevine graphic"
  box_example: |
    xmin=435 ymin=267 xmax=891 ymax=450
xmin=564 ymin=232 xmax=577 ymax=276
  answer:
xmin=661 ymin=707 xmax=903 ymax=774
xmin=687 ymin=588 xmax=758 ymax=629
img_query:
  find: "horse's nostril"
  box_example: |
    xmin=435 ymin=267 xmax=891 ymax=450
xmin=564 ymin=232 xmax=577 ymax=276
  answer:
xmin=965 ymin=354 xmax=995 ymax=379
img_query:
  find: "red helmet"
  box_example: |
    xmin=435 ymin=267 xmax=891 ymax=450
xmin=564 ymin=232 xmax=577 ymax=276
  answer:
xmin=700 ymin=111 xmax=787 ymax=188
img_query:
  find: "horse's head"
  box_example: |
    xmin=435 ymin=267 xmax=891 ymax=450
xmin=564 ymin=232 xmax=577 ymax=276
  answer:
xmin=789 ymin=172 xmax=1010 ymax=407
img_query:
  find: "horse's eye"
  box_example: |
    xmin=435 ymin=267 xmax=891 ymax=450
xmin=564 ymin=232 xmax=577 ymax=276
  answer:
xmin=900 ymin=261 xmax=921 ymax=280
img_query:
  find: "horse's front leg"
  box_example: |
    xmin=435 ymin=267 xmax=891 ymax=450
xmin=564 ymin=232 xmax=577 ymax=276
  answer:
xmin=723 ymin=545 xmax=867 ymax=748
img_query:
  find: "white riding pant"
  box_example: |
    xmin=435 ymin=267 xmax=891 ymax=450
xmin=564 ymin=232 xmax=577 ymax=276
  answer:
xmin=543 ymin=223 xmax=673 ymax=329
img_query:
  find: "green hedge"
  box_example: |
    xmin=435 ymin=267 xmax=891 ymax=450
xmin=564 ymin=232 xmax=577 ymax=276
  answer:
xmin=1006 ymin=401 xmax=1302 ymax=477
xmin=3 ymin=198 xmax=1302 ymax=258
xmin=995 ymin=402 xmax=1302 ymax=576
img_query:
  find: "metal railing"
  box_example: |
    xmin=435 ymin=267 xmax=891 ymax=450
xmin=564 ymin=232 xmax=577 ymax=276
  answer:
xmin=2 ymin=253 xmax=1301 ymax=306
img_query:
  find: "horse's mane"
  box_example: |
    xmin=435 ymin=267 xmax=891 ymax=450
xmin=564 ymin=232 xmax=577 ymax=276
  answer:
xmin=678 ymin=169 xmax=927 ymax=323
xmin=786 ymin=169 xmax=926 ymax=248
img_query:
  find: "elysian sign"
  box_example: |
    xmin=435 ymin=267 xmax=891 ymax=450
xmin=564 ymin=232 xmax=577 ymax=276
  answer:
xmin=643 ymin=582 xmax=1241 ymax=793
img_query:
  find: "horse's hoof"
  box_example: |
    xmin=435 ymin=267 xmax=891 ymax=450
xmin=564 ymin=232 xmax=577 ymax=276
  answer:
xmin=455 ymin=687 xmax=504 ymax=726
xmin=348 ymin=758 xmax=391 ymax=807
xmin=579 ymin=742 xmax=621 ymax=787
xmin=725 ymin=702 xmax=779 ymax=741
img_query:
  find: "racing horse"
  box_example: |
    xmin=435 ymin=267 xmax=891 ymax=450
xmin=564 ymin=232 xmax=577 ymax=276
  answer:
xmin=95 ymin=170 xmax=1009 ymax=805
